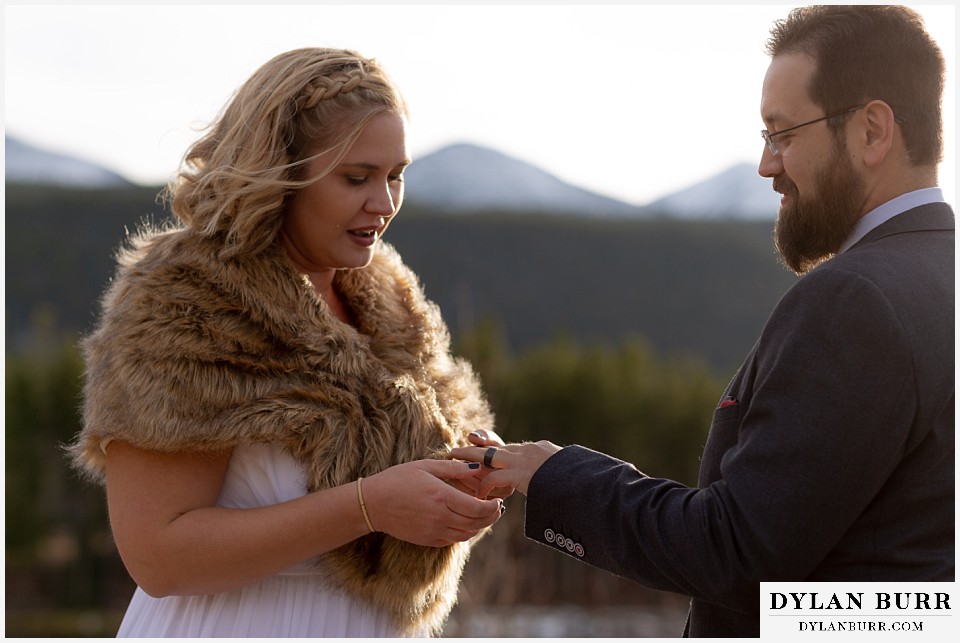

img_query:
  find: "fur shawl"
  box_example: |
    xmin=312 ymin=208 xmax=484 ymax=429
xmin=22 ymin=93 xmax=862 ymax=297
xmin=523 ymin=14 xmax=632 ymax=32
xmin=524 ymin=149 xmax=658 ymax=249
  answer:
xmin=70 ymin=227 xmax=495 ymax=635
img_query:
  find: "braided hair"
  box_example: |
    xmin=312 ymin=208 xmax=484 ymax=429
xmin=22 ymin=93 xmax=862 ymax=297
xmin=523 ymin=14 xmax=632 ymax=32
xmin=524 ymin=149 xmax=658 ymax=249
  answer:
xmin=166 ymin=48 xmax=407 ymax=257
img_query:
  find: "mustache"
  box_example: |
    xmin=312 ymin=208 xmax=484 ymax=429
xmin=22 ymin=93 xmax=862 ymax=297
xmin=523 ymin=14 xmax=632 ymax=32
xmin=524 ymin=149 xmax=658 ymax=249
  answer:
xmin=773 ymin=175 xmax=797 ymax=195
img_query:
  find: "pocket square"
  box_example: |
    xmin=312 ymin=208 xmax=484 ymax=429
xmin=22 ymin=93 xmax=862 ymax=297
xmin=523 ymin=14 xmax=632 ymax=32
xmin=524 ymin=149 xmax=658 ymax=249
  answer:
xmin=718 ymin=396 xmax=739 ymax=409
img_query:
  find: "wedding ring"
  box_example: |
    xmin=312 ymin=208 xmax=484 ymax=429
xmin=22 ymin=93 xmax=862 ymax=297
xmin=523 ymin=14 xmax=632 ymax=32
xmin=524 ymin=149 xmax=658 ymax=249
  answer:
xmin=483 ymin=447 xmax=497 ymax=469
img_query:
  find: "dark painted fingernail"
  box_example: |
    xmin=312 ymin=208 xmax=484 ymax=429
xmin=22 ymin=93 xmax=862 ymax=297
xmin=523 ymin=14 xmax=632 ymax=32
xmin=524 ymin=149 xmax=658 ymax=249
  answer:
xmin=468 ymin=462 xmax=480 ymax=469
xmin=499 ymin=501 xmax=506 ymax=514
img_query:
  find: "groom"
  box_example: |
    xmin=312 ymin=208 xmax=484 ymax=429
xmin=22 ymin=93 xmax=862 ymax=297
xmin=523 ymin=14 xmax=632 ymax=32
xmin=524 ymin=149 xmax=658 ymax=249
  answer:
xmin=454 ymin=5 xmax=954 ymax=638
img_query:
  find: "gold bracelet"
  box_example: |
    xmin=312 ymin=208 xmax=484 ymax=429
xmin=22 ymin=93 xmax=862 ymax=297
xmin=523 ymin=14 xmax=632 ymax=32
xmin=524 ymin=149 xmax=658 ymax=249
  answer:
xmin=357 ymin=477 xmax=376 ymax=533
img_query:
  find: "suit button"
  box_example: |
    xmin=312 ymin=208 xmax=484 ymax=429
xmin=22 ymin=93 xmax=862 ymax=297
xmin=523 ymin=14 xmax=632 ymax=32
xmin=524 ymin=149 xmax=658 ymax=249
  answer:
xmin=544 ymin=528 xmax=555 ymax=543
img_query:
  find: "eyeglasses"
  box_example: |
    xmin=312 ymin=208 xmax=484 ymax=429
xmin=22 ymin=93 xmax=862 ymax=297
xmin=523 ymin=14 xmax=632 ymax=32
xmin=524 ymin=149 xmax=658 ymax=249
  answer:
xmin=760 ymin=105 xmax=866 ymax=155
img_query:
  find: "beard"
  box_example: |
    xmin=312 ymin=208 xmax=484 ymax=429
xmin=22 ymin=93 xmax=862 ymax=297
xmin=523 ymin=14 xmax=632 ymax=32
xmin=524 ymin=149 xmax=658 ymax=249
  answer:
xmin=773 ymin=140 xmax=867 ymax=275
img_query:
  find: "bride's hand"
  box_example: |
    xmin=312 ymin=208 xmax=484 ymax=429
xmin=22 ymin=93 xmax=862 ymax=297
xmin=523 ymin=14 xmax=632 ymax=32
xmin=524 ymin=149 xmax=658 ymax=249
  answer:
xmin=363 ymin=459 xmax=504 ymax=547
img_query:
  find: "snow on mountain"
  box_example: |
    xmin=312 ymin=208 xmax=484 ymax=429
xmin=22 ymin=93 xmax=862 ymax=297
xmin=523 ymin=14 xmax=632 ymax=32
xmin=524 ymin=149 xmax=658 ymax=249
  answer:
xmin=5 ymin=135 xmax=133 ymax=188
xmin=405 ymin=143 xmax=778 ymax=220
xmin=646 ymin=163 xmax=780 ymax=220
xmin=403 ymin=142 xmax=643 ymax=217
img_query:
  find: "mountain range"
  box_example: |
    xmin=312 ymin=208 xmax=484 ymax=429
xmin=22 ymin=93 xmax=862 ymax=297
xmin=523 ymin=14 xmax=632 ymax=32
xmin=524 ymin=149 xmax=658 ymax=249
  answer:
xmin=4 ymin=134 xmax=778 ymax=219
xmin=5 ymin=135 xmax=133 ymax=188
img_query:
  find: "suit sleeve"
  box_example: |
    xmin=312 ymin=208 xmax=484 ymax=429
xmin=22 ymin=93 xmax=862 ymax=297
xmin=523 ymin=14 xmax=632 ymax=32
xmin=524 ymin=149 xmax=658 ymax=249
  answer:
xmin=524 ymin=266 xmax=916 ymax=611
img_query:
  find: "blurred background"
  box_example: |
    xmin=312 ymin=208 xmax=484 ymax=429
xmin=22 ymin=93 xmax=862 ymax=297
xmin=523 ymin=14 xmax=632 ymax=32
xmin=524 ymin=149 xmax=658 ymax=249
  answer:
xmin=4 ymin=4 xmax=954 ymax=207
xmin=4 ymin=3 xmax=954 ymax=638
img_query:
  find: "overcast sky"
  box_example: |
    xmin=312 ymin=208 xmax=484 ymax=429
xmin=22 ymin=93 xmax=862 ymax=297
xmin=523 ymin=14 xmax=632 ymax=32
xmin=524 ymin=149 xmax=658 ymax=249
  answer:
xmin=4 ymin=3 xmax=955 ymax=206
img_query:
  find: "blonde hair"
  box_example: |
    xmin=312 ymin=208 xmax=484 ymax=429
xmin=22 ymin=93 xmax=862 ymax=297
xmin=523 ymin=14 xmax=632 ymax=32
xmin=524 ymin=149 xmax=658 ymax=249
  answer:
xmin=165 ymin=48 xmax=408 ymax=258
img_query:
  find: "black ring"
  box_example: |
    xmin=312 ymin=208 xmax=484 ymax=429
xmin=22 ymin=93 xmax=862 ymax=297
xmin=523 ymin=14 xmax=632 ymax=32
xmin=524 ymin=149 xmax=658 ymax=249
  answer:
xmin=483 ymin=447 xmax=497 ymax=469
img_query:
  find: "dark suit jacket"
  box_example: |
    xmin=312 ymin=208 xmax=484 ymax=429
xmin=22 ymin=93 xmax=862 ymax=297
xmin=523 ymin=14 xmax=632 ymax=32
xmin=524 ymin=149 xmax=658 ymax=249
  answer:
xmin=524 ymin=203 xmax=955 ymax=638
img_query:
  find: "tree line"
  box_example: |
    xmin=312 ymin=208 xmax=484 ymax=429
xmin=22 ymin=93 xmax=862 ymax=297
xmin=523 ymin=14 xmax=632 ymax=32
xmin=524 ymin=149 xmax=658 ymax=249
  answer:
xmin=6 ymin=184 xmax=796 ymax=371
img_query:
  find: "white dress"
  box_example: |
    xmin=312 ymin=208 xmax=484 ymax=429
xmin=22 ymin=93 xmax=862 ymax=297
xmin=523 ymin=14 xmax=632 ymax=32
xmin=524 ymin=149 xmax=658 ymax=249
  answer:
xmin=115 ymin=442 xmax=406 ymax=637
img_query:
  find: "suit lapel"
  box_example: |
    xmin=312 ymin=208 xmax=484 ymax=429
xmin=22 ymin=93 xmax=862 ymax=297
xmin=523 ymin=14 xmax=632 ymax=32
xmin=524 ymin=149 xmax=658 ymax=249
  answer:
xmin=854 ymin=202 xmax=955 ymax=250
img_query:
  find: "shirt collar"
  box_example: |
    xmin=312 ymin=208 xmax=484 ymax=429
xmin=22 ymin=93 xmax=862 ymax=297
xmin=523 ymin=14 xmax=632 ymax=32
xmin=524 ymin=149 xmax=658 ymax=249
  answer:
xmin=838 ymin=187 xmax=946 ymax=254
